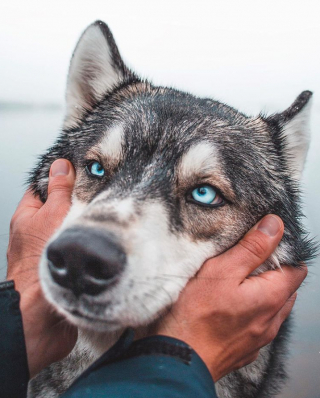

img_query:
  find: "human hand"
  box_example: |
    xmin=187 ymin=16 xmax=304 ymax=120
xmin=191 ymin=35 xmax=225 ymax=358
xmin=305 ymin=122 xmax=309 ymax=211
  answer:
xmin=154 ymin=215 xmax=307 ymax=381
xmin=7 ymin=159 xmax=78 ymax=378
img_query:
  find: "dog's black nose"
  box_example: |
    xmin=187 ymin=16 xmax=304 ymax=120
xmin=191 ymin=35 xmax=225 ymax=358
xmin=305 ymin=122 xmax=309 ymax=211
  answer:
xmin=47 ymin=227 xmax=126 ymax=297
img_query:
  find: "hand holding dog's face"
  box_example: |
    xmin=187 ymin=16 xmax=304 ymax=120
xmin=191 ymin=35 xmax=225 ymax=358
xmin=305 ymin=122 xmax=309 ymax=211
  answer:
xmin=7 ymin=167 xmax=306 ymax=381
xmin=153 ymin=215 xmax=307 ymax=382
xmin=7 ymin=160 xmax=77 ymax=378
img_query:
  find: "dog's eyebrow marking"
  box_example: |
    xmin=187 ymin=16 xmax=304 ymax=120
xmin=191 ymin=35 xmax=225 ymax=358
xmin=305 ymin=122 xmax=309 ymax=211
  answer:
xmin=95 ymin=125 xmax=124 ymax=162
xmin=178 ymin=142 xmax=218 ymax=178
xmin=178 ymin=141 xmax=235 ymax=200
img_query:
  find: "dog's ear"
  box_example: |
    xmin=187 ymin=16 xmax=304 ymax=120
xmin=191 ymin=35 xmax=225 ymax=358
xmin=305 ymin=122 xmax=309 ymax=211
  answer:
xmin=264 ymin=91 xmax=313 ymax=180
xmin=64 ymin=21 xmax=132 ymax=128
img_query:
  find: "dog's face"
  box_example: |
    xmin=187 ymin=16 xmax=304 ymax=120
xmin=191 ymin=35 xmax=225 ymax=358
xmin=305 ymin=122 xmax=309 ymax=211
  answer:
xmin=31 ymin=21 xmax=315 ymax=332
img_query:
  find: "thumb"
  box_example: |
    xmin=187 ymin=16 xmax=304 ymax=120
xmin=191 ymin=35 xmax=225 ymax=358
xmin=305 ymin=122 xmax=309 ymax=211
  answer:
xmin=200 ymin=215 xmax=284 ymax=282
xmin=227 ymin=215 xmax=284 ymax=280
xmin=45 ymin=159 xmax=76 ymax=215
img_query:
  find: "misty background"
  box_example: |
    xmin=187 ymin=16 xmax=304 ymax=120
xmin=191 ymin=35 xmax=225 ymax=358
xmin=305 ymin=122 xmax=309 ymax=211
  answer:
xmin=0 ymin=1 xmax=319 ymax=397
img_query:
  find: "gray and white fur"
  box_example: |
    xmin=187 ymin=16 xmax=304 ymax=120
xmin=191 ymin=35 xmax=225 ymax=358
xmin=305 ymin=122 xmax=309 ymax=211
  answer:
xmin=28 ymin=21 xmax=316 ymax=398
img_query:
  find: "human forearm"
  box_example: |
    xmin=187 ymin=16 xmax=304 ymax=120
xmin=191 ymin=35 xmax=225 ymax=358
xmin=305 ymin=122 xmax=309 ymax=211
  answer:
xmin=6 ymin=160 xmax=78 ymax=378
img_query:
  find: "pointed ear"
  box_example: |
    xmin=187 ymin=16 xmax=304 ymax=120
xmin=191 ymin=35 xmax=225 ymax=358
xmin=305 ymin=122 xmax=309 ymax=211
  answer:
xmin=64 ymin=21 xmax=133 ymax=128
xmin=264 ymin=91 xmax=313 ymax=180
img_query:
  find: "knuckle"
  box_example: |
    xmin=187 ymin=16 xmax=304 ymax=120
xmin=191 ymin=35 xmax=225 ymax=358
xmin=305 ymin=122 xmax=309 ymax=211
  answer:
xmin=251 ymin=351 xmax=260 ymax=362
xmin=249 ymin=324 xmax=265 ymax=339
xmin=291 ymin=292 xmax=298 ymax=302
xmin=267 ymin=292 xmax=281 ymax=310
xmin=261 ymin=321 xmax=281 ymax=345
xmin=239 ymin=235 xmax=268 ymax=260
xmin=239 ymin=351 xmax=260 ymax=368
xmin=9 ymin=213 xmax=20 ymax=231
xmin=9 ymin=218 xmax=15 ymax=231
xmin=50 ymin=179 xmax=69 ymax=190
xmin=280 ymin=304 xmax=294 ymax=322
xmin=49 ymin=180 xmax=72 ymax=195
xmin=267 ymin=325 xmax=280 ymax=343
xmin=287 ymin=292 xmax=297 ymax=307
xmin=300 ymin=265 xmax=308 ymax=279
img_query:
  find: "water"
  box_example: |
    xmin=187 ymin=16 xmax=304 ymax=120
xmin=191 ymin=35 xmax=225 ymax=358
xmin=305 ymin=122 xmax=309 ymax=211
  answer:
xmin=0 ymin=106 xmax=319 ymax=397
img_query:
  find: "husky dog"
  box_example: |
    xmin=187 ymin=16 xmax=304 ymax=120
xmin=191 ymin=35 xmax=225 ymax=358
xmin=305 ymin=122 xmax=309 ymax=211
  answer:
xmin=28 ymin=21 xmax=316 ymax=398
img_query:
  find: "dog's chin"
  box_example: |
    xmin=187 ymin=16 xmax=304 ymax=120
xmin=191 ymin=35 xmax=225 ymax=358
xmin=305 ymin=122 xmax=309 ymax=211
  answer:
xmin=41 ymin=284 xmax=123 ymax=333
xmin=59 ymin=306 xmax=124 ymax=333
xmin=40 ymin=266 xmax=172 ymax=334
xmin=51 ymin=301 xmax=124 ymax=333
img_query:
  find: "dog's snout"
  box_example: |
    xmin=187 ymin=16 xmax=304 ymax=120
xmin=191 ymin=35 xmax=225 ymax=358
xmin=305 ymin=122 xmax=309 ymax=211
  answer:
xmin=47 ymin=227 xmax=126 ymax=297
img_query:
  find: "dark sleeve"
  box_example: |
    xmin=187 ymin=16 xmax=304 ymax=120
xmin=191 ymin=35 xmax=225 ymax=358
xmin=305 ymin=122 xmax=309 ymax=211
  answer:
xmin=62 ymin=331 xmax=218 ymax=398
xmin=0 ymin=281 xmax=29 ymax=398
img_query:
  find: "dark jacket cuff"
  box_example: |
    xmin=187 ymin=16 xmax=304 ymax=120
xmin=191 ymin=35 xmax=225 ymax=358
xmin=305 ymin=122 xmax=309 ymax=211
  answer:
xmin=0 ymin=280 xmax=29 ymax=398
xmin=63 ymin=330 xmax=217 ymax=397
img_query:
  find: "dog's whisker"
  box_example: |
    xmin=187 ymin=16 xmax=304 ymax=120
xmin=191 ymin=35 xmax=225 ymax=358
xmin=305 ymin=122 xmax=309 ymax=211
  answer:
xmin=134 ymin=295 xmax=154 ymax=320
xmin=135 ymin=280 xmax=181 ymax=328
xmin=154 ymin=274 xmax=217 ymax=281
xmin=159 ymin=286 xmax=180 ymax=327
xmin=154 ymin=274 xmax=190 ymax=279
xmin=155 ymin=273 xmax=240 ymax=282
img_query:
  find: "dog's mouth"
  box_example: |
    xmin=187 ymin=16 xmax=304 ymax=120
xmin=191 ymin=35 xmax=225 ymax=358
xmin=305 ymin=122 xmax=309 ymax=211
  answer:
xmin=65 ymin=308 xmax=122 ymax=330
xmin=70 ymin=309 xmax=102 ymax=322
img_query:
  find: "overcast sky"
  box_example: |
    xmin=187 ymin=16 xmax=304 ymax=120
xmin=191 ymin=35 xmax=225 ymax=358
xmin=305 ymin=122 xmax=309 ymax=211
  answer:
xmin=1 ymin=0 xmax=320 ymax=116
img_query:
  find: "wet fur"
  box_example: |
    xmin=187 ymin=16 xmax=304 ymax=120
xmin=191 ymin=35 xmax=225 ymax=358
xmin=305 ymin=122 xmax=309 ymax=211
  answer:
xmin=28 ymin=21 xmax=316 ymax=398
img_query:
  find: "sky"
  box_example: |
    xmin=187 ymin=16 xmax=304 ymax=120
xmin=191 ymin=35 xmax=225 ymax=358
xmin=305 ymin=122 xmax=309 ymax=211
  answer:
xmin=1 ymin=0 xmax=320 ymax=115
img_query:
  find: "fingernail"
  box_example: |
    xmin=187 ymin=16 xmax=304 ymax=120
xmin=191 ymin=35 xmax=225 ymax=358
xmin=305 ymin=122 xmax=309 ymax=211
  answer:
xmin=257 ymin=215 xmax=281 ymax=237
xmin=50 ymin=159 xmax=70 ymax=177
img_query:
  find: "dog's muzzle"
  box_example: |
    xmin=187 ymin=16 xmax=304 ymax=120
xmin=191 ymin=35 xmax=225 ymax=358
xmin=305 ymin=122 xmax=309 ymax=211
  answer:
xmin=46 ymin=227 xmax=126 ymax=297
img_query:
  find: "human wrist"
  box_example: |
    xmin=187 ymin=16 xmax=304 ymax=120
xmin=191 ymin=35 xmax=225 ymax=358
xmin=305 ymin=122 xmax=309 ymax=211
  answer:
xmin=151 ymin=322 xmax=222 ymax=381
xmin=18 ymin=284 xmax=47 ymax=377
xmin=19 ymin=284 xmax=78 ymax=378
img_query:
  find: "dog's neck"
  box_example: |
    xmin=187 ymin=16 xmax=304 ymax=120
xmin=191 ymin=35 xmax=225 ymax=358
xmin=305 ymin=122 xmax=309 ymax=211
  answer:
xmin=78 ymin=324 xmax=152 ymax=359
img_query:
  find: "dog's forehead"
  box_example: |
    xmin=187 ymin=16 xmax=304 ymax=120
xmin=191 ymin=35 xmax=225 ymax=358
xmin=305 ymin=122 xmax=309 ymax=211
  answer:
xmin=90 ymin=96 xmax=250 ymax=156
xmin=81 ymin=84 xmax=271 ymax=157
xmin=95 ymin=124 xmax=124 ymax=164
xmin=80 ymin=85 xmax=275 ymax=200
xmin=178 ymin=142 xmax=218 ymax=178
xmin=93 ymin=120 xmax=223 ymax=174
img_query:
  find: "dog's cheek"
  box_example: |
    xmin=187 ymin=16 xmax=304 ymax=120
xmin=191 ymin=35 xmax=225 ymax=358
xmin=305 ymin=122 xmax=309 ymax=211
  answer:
xmin=73 ymin=168 xmax=101 ymax=203
xmin=118 ymin=234 xmax=216 ymax=325
xmin=38 ymin=248 xmax=60 ymax=306
xmin=29 ymin=169 xmax=50 ymax=202
xmin=36 ymin=177 xmax=50 ymax=202
xmin=183 ymin=204 xmax=250 ymax=251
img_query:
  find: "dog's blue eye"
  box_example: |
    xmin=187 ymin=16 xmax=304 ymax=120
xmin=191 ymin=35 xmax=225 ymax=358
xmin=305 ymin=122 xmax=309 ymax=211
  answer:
xmin=191 ymin=185 xmax=218 ymax=204
xmin=87 ymin=161 xmax=105 ymax=177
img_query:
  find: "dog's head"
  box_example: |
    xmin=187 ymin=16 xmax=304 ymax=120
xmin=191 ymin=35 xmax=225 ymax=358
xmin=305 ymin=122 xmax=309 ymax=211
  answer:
xmin=31 ymin=21 xmax=316 ymax=331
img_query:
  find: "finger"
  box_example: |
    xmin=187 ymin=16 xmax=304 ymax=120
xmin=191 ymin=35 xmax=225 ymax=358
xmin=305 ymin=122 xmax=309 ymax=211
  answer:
xmin=257 ymin=265 xmax=307 ymax=307
xmin=201 ymin=215 xmax=284 ymax=281
xmin=14 ymin=189 xmax=43 ymax=217
xmin=44 ymin=159 xmax=76 ymax=217
xmin=278 ymin=292 xmax=297 ymax=322
xmin=238 ymin=349 xmax=260 ymax=369
xmin=261 ymin=292 xmax=297 ymax=347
